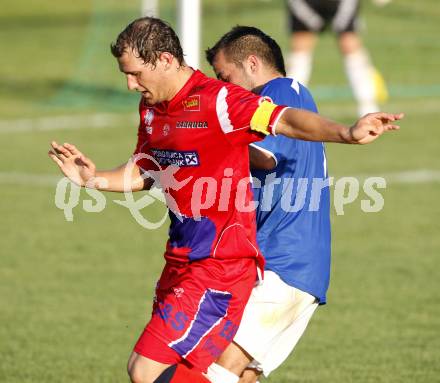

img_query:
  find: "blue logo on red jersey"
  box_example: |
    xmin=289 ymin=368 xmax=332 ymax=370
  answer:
xmin=151 ymin=149 xmax=200 ymax=167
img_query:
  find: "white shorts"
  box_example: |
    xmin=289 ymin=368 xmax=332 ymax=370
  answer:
xmin=234 ymin=271 xmax=318 ymax=377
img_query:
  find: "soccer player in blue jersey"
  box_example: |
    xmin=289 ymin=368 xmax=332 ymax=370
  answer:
xmin=205 ymin=27 xmax=332 ymax=383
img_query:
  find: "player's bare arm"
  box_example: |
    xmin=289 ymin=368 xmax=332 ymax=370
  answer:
xmin=248 ymin=145 xmax=276 ymax=170
xmin=276 ymin=109 xmax=404 ymax=144
xmin=48 ymin=141 xmax=152 ymax=192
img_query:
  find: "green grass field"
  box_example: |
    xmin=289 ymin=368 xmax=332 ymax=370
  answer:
xmin=1 ymin=0 xmax=439 ymax=382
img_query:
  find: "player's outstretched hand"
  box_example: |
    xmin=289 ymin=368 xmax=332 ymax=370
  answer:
xmin=48 ymin=141 xmax=96 ymax=186
xmin=349 ymin=112 xmax=404 ymax=145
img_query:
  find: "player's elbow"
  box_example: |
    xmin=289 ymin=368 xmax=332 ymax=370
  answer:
xmin=249 ymin=147 xmax=277 ymax=171
xmin=252 ymin=157 xmax=276 ymax=170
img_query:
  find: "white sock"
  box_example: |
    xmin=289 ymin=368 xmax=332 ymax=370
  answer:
xmin=344 ymin=49 xmax=379 ymax=116
xmin=287 ymin=51 xmax=313 ymax=85
xmin=205 ymin=363 xmax=240 ymax=383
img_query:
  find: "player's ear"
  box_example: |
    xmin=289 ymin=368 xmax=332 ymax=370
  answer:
xmin=247 ymin=55 xmax=259 ymax=74
xmin=159 ymin=52 xmax=174 ymax=70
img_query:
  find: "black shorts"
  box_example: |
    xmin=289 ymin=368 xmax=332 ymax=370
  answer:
xmin=287 ymin=0 xmax=360 ymax=34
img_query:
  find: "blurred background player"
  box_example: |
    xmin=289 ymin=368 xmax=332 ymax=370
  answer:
xmin=286 ymin=0 xmax=388 ymax=116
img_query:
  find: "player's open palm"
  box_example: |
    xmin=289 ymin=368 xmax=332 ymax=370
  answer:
xmin=48 ymin=141 xmax=96 ymax=186
xmin=350 ymin=112 xmax=404 ymax=144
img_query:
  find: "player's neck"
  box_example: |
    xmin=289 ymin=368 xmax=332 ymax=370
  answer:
xmin=166 ymin=64 xmax=194 ymax=101
xmin=252 ymin=71 xmax=284 ymax=94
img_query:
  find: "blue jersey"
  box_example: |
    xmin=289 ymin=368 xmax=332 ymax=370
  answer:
xmin=252 ymin=77 xmax=331 ymax=304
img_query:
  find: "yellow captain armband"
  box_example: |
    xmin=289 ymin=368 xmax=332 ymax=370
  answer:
xmin=250 ymin=100 xmax=277 ymax=135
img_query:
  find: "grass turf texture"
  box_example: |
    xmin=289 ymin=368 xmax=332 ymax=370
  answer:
xmin=1 ymin=0 xmax=439 ymax=382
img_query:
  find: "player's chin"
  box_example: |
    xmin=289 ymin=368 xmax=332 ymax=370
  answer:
xmin=142 ymin=93 xmax=155 ymax=105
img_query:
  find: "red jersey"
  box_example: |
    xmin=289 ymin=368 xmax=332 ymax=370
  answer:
xmin=133 ymin=70 xmax=286 ymax=269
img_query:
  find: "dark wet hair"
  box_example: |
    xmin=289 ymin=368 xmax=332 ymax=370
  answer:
xmin=206 ymin=26 xmax=286 ymax=76
xmin=111 ymin=17 xmax=184 ymax=66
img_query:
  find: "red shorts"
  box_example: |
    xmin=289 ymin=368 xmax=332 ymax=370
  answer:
xmin=134 ymin=257 xmax=257 ymax=372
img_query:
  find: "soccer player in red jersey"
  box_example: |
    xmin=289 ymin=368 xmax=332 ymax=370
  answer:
xmin=48 ymin=18 xmax=402 ymax=383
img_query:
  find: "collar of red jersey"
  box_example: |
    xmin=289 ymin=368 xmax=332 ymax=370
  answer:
xmin=145 ymin=68 xmax=202 ymax=112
